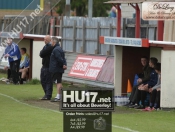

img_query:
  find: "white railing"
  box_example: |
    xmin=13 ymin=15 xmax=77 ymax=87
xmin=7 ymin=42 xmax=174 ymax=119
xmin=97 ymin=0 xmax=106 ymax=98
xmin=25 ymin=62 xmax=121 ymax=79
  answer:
xmin=149 ymin=40 xmax=175 ymax=45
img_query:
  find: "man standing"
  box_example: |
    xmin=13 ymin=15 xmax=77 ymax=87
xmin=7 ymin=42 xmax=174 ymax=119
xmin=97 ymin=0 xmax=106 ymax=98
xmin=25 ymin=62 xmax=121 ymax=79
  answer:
xmin=49 ymin=37 xmax=67 ymax=102
xmin=3 ymin=38 xmax=21 ymax=84
xmin=39 ymin=35 xmax=53 ymax=100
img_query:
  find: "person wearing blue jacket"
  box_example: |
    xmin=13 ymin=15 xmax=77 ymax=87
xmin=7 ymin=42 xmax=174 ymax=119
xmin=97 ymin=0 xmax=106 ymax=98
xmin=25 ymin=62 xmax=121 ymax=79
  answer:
xmin=4 ymin=38 xmax=21 ymax=84
xmin=135 ymin=57 xmax=158 ymax=109
xmin=49 ymin=37 xmax=67 ymax=102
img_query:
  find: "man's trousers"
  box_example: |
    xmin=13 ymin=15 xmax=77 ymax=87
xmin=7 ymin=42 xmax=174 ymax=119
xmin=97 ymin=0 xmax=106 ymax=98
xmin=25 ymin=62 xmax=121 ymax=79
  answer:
xmin=40 ymin=67 xmax=53 ymax=99
xmin=9 ymin=59 xmax=20 ymax=84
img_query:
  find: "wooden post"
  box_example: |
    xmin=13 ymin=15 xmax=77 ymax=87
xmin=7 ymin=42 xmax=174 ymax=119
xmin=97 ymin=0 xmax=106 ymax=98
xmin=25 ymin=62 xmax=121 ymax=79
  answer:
xmin=96 ymin=22 xmax=100 ymax=54
xmin=49 ymin=18 xmax=55 ymax=36
xmin=55 ymin=18 xmax=59 ymax=36
xmin=157 ymin=21 xmax=164 ymax=41
xmin=146 ymin=24 xmax=149 ymax=39
xmin=109 ymin=23 xmax=113 ymax=55
xmin=46 ymin=18 xmax=50 ymax=35
xmin=3 ymin=19 xmax=7 ymax=31
xmin=122 ymin=18 xmax=126 ymax=37
xmin=29 ymin=39 xmax=33 ymax=80
xmin=82 ymin=20 xmax=86 ymax=53
xmin=32 ymin=18 xmax=37 ymax=34
xmin=37 ymin=17 xmax=42 ymax=34
xmin=72 ymin=20 xmax=77 ymax=52
xmin=59 ymin=16 xmax=63 ymax=36
xmin=0 ymin=19 xmax=3 ymax=31
xmin=60 ymin=16 xmax=64 ymax=47
xmin=135 ymin=4 xmax=140 ymax=38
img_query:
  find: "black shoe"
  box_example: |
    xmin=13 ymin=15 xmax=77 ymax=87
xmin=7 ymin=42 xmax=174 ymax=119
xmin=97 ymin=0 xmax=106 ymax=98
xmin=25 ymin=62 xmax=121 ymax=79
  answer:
xmin=129 ymin=104 xmax=138 ymax=108
xmin=40 ymin=96 xmax=51 ymax=100
xmin=50 ymin=98 xmax=60 ymax=102
xmin=135 ymin=105 xmax=145 ymax=109
xmin=13 ymin=82 xmax=20 ymax=85
xmin=123 ymin=103 xmax=131 ymax=106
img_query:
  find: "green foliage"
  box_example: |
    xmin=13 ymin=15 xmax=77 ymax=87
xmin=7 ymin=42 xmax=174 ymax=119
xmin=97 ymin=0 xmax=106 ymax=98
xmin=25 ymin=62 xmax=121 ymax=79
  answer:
xmin=56 ymin=0 xmax=66 ymax=15
xmin=93 ymin=0 xmax=111 ymax=17
xmin=56 ymin=0 xmax=111 ymax=17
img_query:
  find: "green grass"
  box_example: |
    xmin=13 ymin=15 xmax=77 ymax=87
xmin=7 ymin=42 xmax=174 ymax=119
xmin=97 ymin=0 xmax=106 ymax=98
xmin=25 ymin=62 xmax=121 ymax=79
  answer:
xmin=0 ymin=73 xmax=175 ymax=132
xmin=0 ymin=71 xmax=7 ymax=78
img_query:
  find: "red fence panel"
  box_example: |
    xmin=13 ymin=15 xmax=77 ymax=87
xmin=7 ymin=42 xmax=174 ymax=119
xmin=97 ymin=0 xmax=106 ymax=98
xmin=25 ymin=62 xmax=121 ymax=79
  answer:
xmin=68 ymin=55 xmax=107 ymax=80
xmin=96 ymin=57 xmax=114 ymax=83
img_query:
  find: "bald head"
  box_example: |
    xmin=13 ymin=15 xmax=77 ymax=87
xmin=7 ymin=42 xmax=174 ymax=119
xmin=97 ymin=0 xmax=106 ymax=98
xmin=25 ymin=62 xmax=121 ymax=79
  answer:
xmin=44 ymin=35 xmax=51 ymax=44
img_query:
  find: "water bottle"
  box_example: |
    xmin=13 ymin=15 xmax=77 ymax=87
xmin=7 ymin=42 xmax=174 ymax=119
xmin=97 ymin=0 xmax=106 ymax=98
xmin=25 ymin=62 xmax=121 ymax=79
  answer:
xmin=124 ymin=96 xmax=129 ymax=105
xmin=121 ymin=96 xmax=124 ymax=106
xmin=116 ymin=96 xmax=119 ymax=106
xmin=118 ymin=97 xmax=122 ymax=106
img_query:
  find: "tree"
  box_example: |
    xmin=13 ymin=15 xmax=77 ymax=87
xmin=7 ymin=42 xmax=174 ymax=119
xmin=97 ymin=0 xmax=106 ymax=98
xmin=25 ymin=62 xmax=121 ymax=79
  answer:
xmin=56 ymin=0 xmax=111 ymax=17
xmin=93 ymin=0 xmax=111 ymax=17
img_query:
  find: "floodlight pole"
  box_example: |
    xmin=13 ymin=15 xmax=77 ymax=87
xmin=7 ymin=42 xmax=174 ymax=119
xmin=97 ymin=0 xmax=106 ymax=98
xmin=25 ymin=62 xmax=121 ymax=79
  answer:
xmin=65 ymin=0 xmax=71 ymax=16
xmin=88 ymin=0 xmax=93 ymax=17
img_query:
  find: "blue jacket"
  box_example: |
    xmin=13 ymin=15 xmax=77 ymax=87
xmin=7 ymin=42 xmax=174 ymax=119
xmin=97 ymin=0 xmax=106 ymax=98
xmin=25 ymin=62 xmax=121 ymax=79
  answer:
xmin=49 ymin=44 xmax=67 ymax=73
xmin=25 ymin=60 xmax=30 ymax=68
xmin=144 ymin=68 xmax=158 ymax=88
xmin=5 ymin=42 xmax=21 ymax=62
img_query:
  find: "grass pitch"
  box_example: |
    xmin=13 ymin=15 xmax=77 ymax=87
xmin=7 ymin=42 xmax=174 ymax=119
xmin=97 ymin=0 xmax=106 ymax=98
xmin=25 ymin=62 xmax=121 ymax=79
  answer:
xmin=0 ymin=73 xmax=175 ymax=132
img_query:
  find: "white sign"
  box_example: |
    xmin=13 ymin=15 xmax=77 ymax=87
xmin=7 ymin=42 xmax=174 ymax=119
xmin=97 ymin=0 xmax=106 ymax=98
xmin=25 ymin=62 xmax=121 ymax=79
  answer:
xmin=104 ymin=37 xmax=142 ymax=47
xmin=142 ymin=2 xmax=175 ymax=20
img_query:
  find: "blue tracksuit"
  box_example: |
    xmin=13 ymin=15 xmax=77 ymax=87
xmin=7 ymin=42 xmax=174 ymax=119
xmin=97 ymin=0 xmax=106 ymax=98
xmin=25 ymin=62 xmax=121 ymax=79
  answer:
xmin=4 ymin=42 xmax=21 ymax=62
xmin=25 ymin=60 xmax=30 ymax=67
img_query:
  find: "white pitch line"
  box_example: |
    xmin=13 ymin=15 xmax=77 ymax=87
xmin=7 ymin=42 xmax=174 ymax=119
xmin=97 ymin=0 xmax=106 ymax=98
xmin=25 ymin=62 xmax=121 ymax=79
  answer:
xmin=0 ymin=93 xmax=139 ymax=132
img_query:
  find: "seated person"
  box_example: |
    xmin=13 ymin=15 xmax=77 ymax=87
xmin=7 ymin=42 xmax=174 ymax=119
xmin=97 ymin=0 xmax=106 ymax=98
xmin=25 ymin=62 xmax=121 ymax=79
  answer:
xmin=20 ymin=48 xmax=29 ymax=69
xmin=126 ymin=56 xmax=152 ymax=107
xmin=135 ymin=57 xmax=158 ymax=109
xmin=19 ymin=59 xmax=30 ymax=84
xmin=143 ymin=63 xmax=161 ymax=111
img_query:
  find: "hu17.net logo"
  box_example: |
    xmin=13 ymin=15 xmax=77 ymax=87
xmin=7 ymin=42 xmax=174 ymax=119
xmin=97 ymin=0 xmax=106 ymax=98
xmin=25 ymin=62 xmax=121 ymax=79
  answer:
xmin=60 ymin=88 xmax=115 ymax=111
xmin=142 ymin=2 xmax=175 ymax=20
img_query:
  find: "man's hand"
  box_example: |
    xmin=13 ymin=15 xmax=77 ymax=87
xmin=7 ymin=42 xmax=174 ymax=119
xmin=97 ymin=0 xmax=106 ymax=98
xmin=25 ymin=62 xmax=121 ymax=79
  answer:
xmin=4 ymin=54 xmax=10 ymax=58
xmin=137 ymin=78 xmax=142 ymax=84
xmin=138 ymin=84 xmax=144 ymax=90
xmin=4 ymin=66 xmax=9 ymax=71
xmin=156 ymin=88 xmax=161 ymax=91
xmin=149 ymin=88 xmax=153 ymax=93
xmin=63 ymin=65 xmax=67 ymax=70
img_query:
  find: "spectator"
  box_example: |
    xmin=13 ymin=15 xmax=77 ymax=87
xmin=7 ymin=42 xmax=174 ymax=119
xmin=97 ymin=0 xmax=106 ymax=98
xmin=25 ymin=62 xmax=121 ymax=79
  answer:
xmin=143 ymin=63 xmax=161 ymax=111
xmin=39 ymin=35 xmax=53 ymax=100
xmin=135 ymin=57 xmax=158 ymax=109
xmin=49 ymin=37 xmax=67 ymax=102
xmin=20 ymin=48 xmax=29 ymax=69
xmin=3 ymin=38 xmax=21 ymax=84
xmin=19 ymin=59 xmax=30 ymax=84
xmin=125 ymin=56 xmax=152 ymax=107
